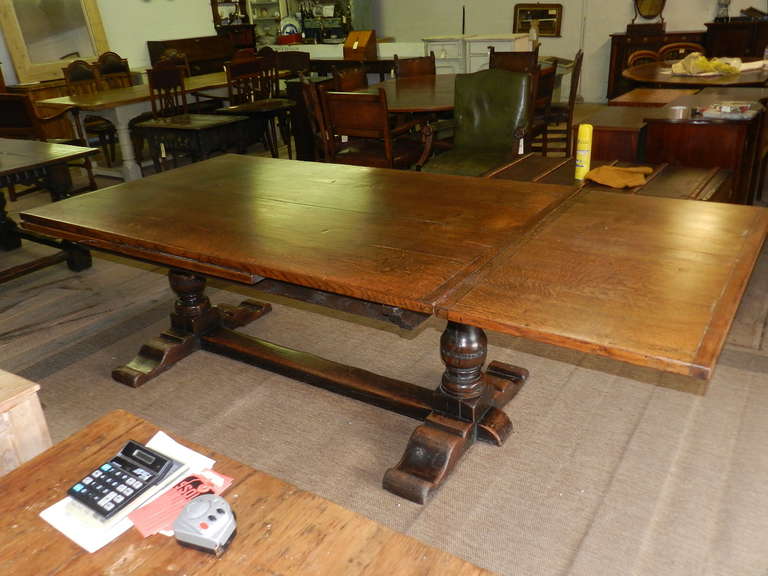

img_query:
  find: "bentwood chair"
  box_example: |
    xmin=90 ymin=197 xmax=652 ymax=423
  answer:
xmin=318 ymin=88 xmax=428 ymax=169
xmin=421 ymin=69 xmax=533 ymax=177
xmin=627 ymin=49 xmax=658 ymax=67
xmin=657 ymin=42 xmax=704 ymax=62
xmin=133 ymin=63 xmax=249 ymax=173
xmin=332 ymin=65 xmax=368 ymax=91
xmin=535 ymin=50 xmax=583 ymax=156
xmin=394 ymin=52 xmax=436 ymax=77
xmin=216 ymin=57 xmax=296 ymax=158
xmin=62 ymin=60 xmax=117 ymax=167
xmin=0 ymin=93 xmax=97 ymax=200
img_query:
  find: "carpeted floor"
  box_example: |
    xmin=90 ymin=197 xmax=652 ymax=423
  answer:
xmin=2 ymin=173 xmax=768 ymax=575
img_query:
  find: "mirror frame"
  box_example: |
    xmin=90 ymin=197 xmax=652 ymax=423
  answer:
xmin=634 ymin=0 xmax=666 ymax=19
xmin=0 ymin=0 xmax=109 ymax=83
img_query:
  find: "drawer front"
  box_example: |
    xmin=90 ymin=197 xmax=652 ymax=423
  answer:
xmin=436 ymin=59 xmax=465 ymax=74
xmin=426 ymin=41 xmax=463 ymax=59
xmin=471 ymin=40 xmax=515 ymax=55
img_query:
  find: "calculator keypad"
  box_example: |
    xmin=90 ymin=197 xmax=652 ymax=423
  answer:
xmin=69 ymin=460 xmax=154 ymax=518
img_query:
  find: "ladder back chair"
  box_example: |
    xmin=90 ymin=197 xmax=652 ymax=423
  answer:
xmin=299 ymin=74 xmax=332 ymax=161
xmin=536 ymin=49 xmax=583 ymax=157
xmin=62 ymin=60 xmax=117 ymax=167
xmin=216 ymin=56 xmax=296 ymax=158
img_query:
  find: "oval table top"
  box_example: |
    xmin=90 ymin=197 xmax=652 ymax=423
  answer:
xmin=363 ymin=74 xmax=456 ymax=113
xmin=622 ymin=61 xmax=768 ymax=88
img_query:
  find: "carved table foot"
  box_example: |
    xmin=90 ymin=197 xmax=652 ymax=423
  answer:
xmin=113 ymin=270 xmax=271 ymax=387
xmin=384 ymin=322 xmax=528 ymax=503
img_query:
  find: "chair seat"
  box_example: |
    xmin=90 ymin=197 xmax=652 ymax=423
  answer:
xmin=545 ymin=104 xmax=569 ymax=124
xmin=83 ymin=116 xmax=115 ymax=134
xmin=421 ymin=148 xmax=523 ymax=177
xmin=217 ymin=98 xmax=295 ymax=116
xmin=334 ymin=137 xmax=424 ymax=170
xmin=135 ymin=114 xmax=249 ymax=131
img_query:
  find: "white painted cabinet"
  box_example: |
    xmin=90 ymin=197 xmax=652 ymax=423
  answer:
xmin=424 ymin=34 xmax=531 ymax=74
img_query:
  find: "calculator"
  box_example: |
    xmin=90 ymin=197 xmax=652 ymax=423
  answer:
xmin=67 ymin=440 xmax=178 ymax=520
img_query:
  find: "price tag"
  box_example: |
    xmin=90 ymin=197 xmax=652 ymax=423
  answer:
xmin=353 ymin=40 xmax=359 ymax=50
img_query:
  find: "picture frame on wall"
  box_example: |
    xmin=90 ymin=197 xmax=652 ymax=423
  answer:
xmin=513 ymin=3 xmax=563 ymax=37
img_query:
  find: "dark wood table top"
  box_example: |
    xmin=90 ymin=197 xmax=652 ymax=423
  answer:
xmin=364 ymin=74 xmax=456 ymax=113
xmin=19 ymin=156 xmax=768 ymax=378
xmin=19 ymin=155 xmax=573 ymax=314
xmin=608 ymin=88 xmax=698 ymax=107
xmin=622 ymin=61 xmax=768 ymax=88
xmin=39 ymin=72 xmax=229 ymax=112
xmin=0 ymin=409 xmax=492 ymax=575
xmin=0 ymin=138 xmax=98 ymax=176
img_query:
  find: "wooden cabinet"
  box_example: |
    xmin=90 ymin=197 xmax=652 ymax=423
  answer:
xmin=211 ymin=0 xmax=255 ymax=49
xmin=607 ymin=29 xmax=706 ymax=99
xmin=0 ymin=370 xmax=52 ymax=476
xmin=705 ymin=20 xmax=768 ymax=58
xmin=424 ymin=34 xmax=531 ymax=75
xmin=147 ymin=36 xmax=235 ymax=76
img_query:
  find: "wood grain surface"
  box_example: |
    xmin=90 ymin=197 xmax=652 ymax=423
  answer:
xmin=439 ymin=190 xmax=768 ymax=378
xmin=0 ymin=138 xmax=98 ymax=175
xmin=363 ymin=74 xmax=456 ymax=113
xmin=18 ymin=156 xmax=768 ymax=378
xmin=38 ymin=72 xmax=229 ymax=111
xmin=622 ymin=61 xmax=768 ymax=88
xmin=0 ymin=410 xmax=493 ymax=575
xmin=19 ymin=155 xmax=574 ymax=313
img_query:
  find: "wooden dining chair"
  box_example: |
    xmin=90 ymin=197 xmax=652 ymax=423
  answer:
xmin=216 ymin=57 xmax=296 ymax=158
xmin=529 ymin=64 xmax=558 ymax=155
xmin=488 ymin=43 xmax=540 ymax=74
xmin=318 ymin=88 xmax=427 ymax=169
xmin=657 ymin=42 xmax=705 ymax=62
xmin=394 ymin=52 xmax=436 ymax=77
xmin=62 ymin=60 xmax=118 ymax=167
xmin=97 ymin=51 xmax=132 ymax=89
xmin=0 ymin=93 xmax=97 ymax=200
xmin=299 ymin=74 xmax=332 ymax=162
xmin=332 ymin=65 xmax=368 ymax=91
xmin=132 ymin=62 xmax=249 ymax=173
xmin=535 ymin=50 xmax=584 ymax=157
xmin=278 ymin=51 xmax=311 ymax=79
xmin=627 ymin=49 xmax=659 ymax=67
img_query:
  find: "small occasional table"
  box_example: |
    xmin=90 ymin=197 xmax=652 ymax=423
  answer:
xmin=0 ymin=138 xmax=97 ymax=283
xmin=0 ymin=410 xmax=493 ymax=575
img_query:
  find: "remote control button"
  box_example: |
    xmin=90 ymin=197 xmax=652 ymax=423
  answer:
xmin=199 ymin=522 xmax=209 ymax=530
xmin=101 ymin=464 xmax=112 ymax=471
xmin=114 ymin=494 xmax=125 ymax=503
xmin=124 ymin=487 xmax=134 ymax=496
xmin=104 ymin=502 xmax=115 ymax=511
xmin=82 ymin=478 xmax=93 ymax=485
xmin=92 ymin=470 xmax=102 ymax=478
xmin=186 ymin=500 xmax=209 ymax=518
xmin=72 ymin=483 xmax=84 ymax=492
xmin=216 ymin=508 xmax=226 ymax=515
xmin=207 ymin=515 xmax=217 ymax=522
xmin=133 ymin=480 xmax=143 ymax=489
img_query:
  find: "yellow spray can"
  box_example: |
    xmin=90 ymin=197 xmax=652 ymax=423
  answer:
xmin=574 ymin=123 xmax=593 ymax=180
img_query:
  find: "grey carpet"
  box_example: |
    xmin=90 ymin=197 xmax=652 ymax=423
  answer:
xmin=2 ymin=204 xmax=768 ymax=575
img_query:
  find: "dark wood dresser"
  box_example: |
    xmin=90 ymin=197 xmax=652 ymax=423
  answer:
xmin=705 ymin=20 xmax=768 ymax=58
xmin=147 ymin=35 xmax=235 ymax=76
xmin=607 ymin=29 xmax=706 ymax=99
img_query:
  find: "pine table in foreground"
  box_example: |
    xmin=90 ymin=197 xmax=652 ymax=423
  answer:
xmin=19 ymin=156 xmax=768 ymax=503
xmin=0 ymin=410 xmax=493 ymax=575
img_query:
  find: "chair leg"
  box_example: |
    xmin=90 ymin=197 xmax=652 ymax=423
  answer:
xmin=81 ymin=156 xmax=98 ymax=191
xmin=265 ymin=118 xmax=278 ymax=158
xmin=7 ymin=183 xmax=17 ymax=202
xmin=108 ymin=131 xmax=117 ymax=167
xmin=97 ymin=133 xmax=111 ymax=167
xmin=277 ymin=112 xmax=292 ymax=160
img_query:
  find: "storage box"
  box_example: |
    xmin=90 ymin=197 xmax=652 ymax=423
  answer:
xmin=343 ymin=30 xmax=377 ymax=61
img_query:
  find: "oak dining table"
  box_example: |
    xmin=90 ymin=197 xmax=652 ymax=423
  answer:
xmin=39 ymin=72 xmax=231 ymax=182
xmin=19 ymin=155 xmax=768 ymax=504
xmin=622 ymin=61 xmax=768 ymax=89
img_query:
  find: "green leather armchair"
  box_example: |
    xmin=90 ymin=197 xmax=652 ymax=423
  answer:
xmin=421 ymin=69 xmax=533 ymax=177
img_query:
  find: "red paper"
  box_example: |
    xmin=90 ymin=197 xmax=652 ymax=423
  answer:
xmin=129 ymin=469 xmax=233 ymax=537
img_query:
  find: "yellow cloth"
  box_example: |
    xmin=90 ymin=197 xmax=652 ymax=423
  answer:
xmin=584 ymin=165 xmax=654 ymax=188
